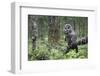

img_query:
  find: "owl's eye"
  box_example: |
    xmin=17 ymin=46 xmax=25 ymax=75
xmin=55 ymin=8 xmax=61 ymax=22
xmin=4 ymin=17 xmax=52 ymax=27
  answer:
xmin=68 ymin=26 xmax=70 ymax=29
xmin=65 ymin=27 xmax=67 ymax=29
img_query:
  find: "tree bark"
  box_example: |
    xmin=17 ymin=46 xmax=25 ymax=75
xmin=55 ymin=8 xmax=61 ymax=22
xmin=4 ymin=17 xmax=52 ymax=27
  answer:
xmin=48 ymin=16 xmax=60 ymax=45
xmin=28 ymin=15 xmax=38 ymax=51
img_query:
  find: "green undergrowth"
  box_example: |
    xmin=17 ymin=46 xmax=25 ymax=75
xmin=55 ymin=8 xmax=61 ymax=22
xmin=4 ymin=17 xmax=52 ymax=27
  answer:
xmin=28 ymin=38 xmax=88 ymax=61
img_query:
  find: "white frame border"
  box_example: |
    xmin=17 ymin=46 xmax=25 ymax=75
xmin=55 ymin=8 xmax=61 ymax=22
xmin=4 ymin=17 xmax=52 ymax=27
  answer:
xmin=11 ymin=2 xmax=97 ymax=74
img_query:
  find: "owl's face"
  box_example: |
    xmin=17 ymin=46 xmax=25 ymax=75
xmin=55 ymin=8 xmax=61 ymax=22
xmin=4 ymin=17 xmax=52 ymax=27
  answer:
xmin=64 ymin=24 xmax=72 ymax=34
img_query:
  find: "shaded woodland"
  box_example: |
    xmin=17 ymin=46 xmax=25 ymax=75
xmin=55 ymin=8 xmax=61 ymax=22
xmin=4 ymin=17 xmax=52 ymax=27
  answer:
xmin=28 ymin=15 xmax=88 ymax=60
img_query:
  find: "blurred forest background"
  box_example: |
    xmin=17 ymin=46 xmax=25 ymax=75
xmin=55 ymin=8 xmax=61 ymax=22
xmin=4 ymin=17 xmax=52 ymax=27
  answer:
xmin=28 ymin=15 xmax=88 ymax=61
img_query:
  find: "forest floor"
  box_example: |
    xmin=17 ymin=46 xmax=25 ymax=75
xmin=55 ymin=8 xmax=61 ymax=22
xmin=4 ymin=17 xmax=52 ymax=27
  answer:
xmin=28 ymin=38 xmax=88 ymax=61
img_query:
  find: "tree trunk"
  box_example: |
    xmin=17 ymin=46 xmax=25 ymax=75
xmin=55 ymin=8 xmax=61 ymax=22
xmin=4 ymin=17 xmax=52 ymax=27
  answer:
xmin=28 ymin=15 xmax=38 ymax=51
xmin=48 ymin=16 xmax=60 ymax=45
